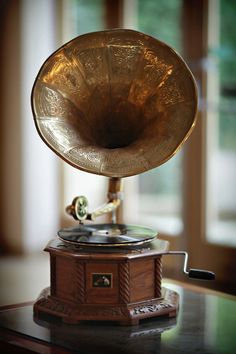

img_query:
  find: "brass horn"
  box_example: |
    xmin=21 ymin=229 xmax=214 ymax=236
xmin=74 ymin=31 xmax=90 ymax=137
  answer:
xmin=31 ymin=29 xmax=197 ymax=178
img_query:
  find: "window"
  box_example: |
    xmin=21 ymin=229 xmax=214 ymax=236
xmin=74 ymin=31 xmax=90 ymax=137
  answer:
xmin=206 ymin=0 xmax=236 ymax=247
xmin=61 ymin=0 xmax=104 ymax=42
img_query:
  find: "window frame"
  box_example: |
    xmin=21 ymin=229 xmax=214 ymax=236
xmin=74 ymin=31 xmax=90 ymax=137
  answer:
xmin=181 ymin=0 xmax=236 ymax=294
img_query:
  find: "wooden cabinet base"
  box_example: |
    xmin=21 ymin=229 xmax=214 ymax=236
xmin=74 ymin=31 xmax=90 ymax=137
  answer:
xmin=34 ymin=286 xmax=178 ymax=325
xmin=34 ymin=239 xmax=179 ymax=325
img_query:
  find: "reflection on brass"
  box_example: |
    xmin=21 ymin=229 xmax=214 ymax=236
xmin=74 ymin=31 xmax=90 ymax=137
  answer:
xmin=31 ymin=29 xmax=198 ymax=178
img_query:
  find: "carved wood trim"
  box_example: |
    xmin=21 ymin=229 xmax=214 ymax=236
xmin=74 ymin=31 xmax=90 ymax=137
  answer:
xmin=74 ymin=261 xmax=86 ymax=303
xmin=155 ymin=257 xmax=162 ymax=298
xmin=34 ymin=286 xmax=179 ymax=325
xmin=119 ymin=262 xmax=130 ymax=303
xmin=50 ymin=255 xmax=56 ymax=297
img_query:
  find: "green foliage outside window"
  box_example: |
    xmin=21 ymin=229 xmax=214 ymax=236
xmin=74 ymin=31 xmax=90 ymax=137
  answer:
xmin=212 ymin=0 xmax=236 ymax=151
xmin=138 ymin=0 xmax=182 ymax=53
xmin=137 ymin=0 xmax=182 ymax=196
xmin=74 ymin=0 xmax=104 ymax=35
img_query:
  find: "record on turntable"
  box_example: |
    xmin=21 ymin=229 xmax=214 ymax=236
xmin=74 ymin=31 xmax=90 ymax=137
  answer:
xmin=58 ymin=223 xmax=157 ymax=247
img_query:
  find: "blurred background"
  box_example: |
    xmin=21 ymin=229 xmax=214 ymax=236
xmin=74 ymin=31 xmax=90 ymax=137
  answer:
xmin=0 ymin=0 xmax=236 ymax=306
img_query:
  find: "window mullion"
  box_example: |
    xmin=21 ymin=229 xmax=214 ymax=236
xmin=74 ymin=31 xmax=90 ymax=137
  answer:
xmin=182 ymin=0 xmax=208 ymax=263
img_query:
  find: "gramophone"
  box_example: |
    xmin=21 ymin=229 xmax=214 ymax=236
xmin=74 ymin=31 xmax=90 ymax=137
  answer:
xmin=31 ymin=29 xmax=214 ymax=325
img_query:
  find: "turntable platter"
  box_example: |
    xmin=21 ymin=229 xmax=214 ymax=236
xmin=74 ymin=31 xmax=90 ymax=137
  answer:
xmin=58 ymin=223 xmax=157 ymax=247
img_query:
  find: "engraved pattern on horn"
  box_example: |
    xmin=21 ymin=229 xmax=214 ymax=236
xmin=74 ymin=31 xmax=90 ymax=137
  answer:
xmin=31 ymin=29 xmax=197 ymax=178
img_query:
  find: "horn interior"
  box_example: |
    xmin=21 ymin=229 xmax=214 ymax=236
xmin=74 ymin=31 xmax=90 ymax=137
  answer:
xmin=31 ymin=29 xmax=197 ymax=177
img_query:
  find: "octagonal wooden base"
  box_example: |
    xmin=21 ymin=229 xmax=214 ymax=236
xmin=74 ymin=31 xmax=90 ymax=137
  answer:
xmin=34 ymin=239 xmax=179 ymax=325
xmin=34 ymin=286 xmax=178 ymax=325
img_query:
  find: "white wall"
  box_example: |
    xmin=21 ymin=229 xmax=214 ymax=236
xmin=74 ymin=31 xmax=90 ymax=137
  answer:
xmin=1 ymin=1 xmax=58 ymax=253
xmin=20 ymin=0 xmax=60 ymax=251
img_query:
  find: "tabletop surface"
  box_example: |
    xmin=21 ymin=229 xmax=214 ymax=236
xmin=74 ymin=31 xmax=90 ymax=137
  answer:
xmin=0 ymin=281 xmax=236 ymax=354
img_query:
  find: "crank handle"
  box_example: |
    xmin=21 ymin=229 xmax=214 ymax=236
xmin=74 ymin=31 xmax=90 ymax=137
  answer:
xmin=166 ymin=251 xmax=215 ymax=281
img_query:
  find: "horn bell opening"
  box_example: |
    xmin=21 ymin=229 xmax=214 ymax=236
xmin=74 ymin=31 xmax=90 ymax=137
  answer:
xmin=31 ymin=29 xmax=198 ymax=178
